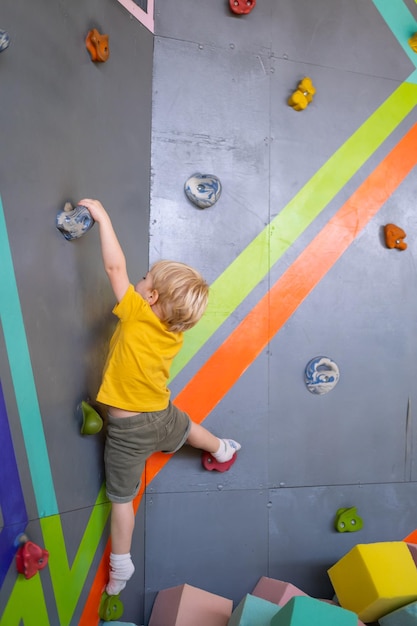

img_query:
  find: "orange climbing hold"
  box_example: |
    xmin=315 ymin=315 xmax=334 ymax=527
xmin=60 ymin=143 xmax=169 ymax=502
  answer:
xmin=86 ymin=28 xmax=109 ymax=62
xmin=384 ymin=224 xmax=407 ymax=250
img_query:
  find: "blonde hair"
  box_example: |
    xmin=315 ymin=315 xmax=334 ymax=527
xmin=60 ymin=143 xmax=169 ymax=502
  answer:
xmin=149 ymin=260 xmax=209 ymax=332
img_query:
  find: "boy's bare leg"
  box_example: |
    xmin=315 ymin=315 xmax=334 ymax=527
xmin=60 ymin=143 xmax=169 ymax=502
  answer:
xmin=106 ymin=501 xmax=135 ymax=595
xmin=186 ymin=421 xmax=241 ymax=462
xmin=111 ymin=502 xmax=135 ymax=553
xmin=186 ymin=421 xmax=221 ymax=452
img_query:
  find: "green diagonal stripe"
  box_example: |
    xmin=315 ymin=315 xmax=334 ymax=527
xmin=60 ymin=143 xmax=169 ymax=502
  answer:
xmin=41 ymin=485 xmax=111 ymax=626
xmin=171 ymin=80 xmax=417 ymax=380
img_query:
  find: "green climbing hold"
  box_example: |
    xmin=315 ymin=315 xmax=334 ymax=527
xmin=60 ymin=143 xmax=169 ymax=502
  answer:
xmin=99 ymin=592 xmax=124 ymax=622
xmin=79 ymin=401 xmax=103 ymax=435
xmin=334 ymin=507 xmax=363 ymax=532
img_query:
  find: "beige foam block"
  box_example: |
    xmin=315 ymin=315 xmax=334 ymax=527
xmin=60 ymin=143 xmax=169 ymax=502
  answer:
xmin=252 ymin=577 xmax=307 ymax=606
xmin=148 ymin=583 xmax=233 ymax=626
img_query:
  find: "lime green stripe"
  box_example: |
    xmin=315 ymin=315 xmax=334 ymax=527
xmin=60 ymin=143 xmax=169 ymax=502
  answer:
xmin=171 ymin=80 xmax=417 ymax=379
xmin=40 ymin=485 xmax=111 ymax=626
xmin=0 ymin=574 xmax=50 ymax=626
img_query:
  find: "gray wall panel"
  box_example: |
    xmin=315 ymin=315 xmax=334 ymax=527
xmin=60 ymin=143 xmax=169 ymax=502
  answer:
xmin=155 ymin=0 xmax=274 ymax=55
xmin=271 ymin=0 xmax=413 ymax=79
xmin=151 ymin=37 xmax=271 ymax=284
xmin=269 ymin=59 xmax=403 ymax=213
xmin=144 ymin=489 xmax=270 ymax=623
xmin=268 ymin=483 xmax=417 ymax=598
xmin=1 ymin=0 xmax=152 ymax=620
xmin=1 ymin=0 xmax=152 ymax=517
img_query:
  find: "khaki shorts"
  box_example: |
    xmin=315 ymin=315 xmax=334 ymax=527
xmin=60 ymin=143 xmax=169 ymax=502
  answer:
xmin=104 ymin=401 xmax=191 ymax=503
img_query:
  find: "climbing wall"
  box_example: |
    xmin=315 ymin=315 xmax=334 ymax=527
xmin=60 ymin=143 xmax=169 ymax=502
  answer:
xmin=2 ymin=0 xmax=417 ymax=625
xmin=145 ymin=0 xmax=417 ymax=622
xmin=0 ymin=0 xmax=153 ymax=624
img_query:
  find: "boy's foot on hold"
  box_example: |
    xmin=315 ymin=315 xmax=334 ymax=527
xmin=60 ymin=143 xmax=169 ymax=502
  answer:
xmin=212 ymin=438 xmax=241 ymax=463
xmin=106 ymin=553 xmax=135 ymax=596
xmin=202 ymin=439 xmax=241 ymax=472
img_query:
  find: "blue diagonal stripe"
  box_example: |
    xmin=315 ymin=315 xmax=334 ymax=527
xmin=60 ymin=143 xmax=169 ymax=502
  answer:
xmin=0 ymin=195 xmax=58 ymax=516
xmin=0 ymin=380 xmax=28 ymax=587
xmin=373 ymin=0 xmax=417 ymax=84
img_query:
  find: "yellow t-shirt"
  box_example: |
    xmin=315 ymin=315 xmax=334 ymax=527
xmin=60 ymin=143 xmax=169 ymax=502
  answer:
xmin=96 ymin=284 xmax=183 ymax=411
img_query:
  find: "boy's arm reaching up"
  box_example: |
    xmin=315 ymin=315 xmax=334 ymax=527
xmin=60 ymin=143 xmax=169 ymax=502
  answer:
xmin=79 ymin=198 xmax=130 ymax=302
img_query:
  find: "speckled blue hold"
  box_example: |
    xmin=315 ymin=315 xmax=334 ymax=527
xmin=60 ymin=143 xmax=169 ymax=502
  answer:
xmin=184 ymin=173 xmax=222 ymax=209
xmin=304 ymin=356 xmax=340 ymax=395
xmin=0 ymin=30 xmax=10 ymax=52
xmin=56 ymin=202 xmax=95 ymax=240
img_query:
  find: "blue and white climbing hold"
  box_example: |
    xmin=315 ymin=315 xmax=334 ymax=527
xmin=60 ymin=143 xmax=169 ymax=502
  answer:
xmin=304 ymin=356 xmax=340 ymax=395
xmin=0 ymin=30 xmax=10 ymax=52
xmin=56 ymin=202 xmax=95 ymax=240
xmin=184 ymin=173 xmax=222 ymax=209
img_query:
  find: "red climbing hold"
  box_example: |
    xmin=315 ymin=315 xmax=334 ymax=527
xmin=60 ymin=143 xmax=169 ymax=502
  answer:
xmin=16 ymin=541 xmax=49 ymax=579
xmin=202 ymin=451 xmax=238 ymax=472
xmin=229 ymin=0 xmax=256 ymax=15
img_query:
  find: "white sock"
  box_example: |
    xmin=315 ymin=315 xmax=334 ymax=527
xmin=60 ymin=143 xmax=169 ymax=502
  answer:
xmin=212 ymin=438 xmax=241 ymax=463
xmin=106 ymin=552 xmax=135 ymax=596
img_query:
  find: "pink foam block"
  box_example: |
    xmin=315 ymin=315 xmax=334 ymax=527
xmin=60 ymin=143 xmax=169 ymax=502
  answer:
xmin=407 ymin=544 xmax=417 ymax=568
xmin=252 ymin=577 xmax=307 ymax=606
xmin=148 ymin=583 xmax=233 ymax=626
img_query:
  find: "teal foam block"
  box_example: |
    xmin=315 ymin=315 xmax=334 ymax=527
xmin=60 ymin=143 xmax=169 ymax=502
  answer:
xmin=379 ymin=600 xmax=417 ymax=626
xmin=270 ymin=596 xmax=357 ymax=626
xmin=228 ymin=594 xmax=280 ymax=626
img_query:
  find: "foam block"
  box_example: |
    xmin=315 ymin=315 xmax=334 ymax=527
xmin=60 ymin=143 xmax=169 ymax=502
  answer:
xmin=404 ymin=530 xmax=417 ymax=544
xmin=252 ymin=577 xmax=307 ymax=606
xmin=379 ymin=600 xmax=417 ymax=626
xmin=320 ymin=598 xmax=367 ymax=625
xmin=408 ymin=543 xmax=417 ymax=567
xmin=270 ymin=596 xmax=357 ymax=626
xmin=228 ymin=594 xmax=280 ymax=626
xmin=328 ymin=542 xmax=417 ymax=622
xmin=148 ymin=583 xmax=233 ymax=626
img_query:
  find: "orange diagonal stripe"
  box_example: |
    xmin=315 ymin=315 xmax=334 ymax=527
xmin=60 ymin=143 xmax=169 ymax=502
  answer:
xmin=80 ymin=121 xmax=417 ymax=625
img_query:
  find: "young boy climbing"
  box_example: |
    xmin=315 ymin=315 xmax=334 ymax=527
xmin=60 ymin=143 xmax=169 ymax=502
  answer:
xmin=80 ymin=199 xmax=241 ymax=596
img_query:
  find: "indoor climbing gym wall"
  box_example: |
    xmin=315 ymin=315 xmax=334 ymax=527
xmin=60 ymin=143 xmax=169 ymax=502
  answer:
xmin=0 ymin=0 xmax=153 ymax=624
xmin=2 ymin=0 xmax=417 ymax=625
xmin=147 ymin=0 xmax=417 ymax=623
